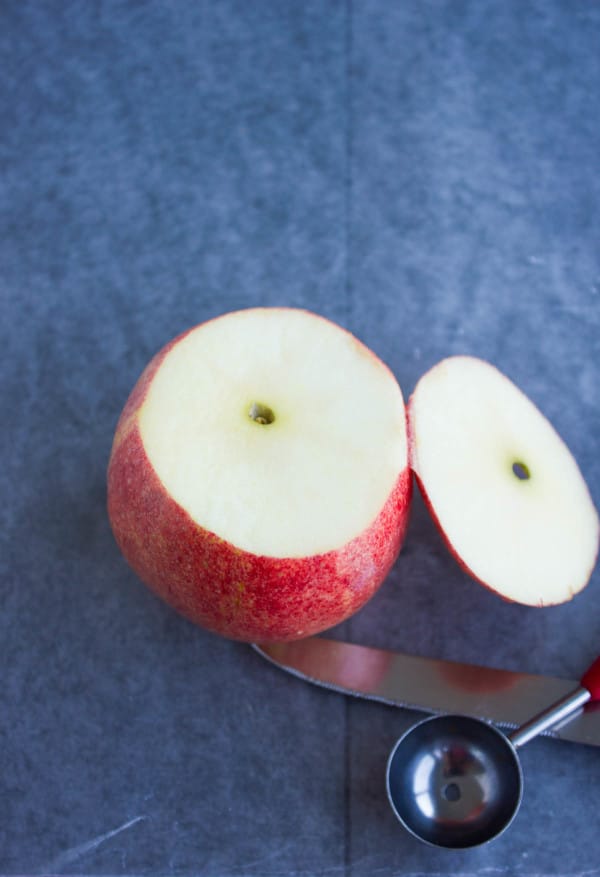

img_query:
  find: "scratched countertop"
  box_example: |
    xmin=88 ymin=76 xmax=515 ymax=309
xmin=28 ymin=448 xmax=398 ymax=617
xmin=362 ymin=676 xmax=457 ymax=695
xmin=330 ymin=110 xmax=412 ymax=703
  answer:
xmin=1 ymin=1 xmax=599 ymax=875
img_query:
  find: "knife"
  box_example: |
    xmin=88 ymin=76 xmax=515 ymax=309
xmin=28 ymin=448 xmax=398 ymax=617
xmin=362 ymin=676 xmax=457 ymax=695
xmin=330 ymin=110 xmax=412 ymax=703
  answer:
xmin=254 ymin=637 xmax=600 ymax=748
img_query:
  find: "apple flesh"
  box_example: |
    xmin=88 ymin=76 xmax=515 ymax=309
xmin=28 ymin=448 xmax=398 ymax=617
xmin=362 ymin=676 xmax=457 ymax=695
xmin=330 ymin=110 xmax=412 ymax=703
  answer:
xmin=408 ymin=356 xmax=599 ymax=606
xmin=108 ymin=308 xmax=412 ymax=641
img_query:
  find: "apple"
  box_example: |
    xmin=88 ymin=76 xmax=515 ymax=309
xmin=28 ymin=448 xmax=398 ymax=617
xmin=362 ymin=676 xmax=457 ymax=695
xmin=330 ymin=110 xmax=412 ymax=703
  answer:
xmin=408 ymin=356 xmax=599 ymax=606
xmin=107 ymin=308 xmax=412 ymax=642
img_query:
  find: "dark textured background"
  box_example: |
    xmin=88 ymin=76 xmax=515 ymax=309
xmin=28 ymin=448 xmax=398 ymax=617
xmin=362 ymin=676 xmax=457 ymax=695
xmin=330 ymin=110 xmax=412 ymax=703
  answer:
xmin=1 ymin=1 xmax=599 ymax=874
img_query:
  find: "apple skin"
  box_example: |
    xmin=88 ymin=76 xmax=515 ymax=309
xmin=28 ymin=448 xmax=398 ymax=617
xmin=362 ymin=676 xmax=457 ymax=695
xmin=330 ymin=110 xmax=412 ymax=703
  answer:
xmin=107 ymin=316 xmax=413 ymax=642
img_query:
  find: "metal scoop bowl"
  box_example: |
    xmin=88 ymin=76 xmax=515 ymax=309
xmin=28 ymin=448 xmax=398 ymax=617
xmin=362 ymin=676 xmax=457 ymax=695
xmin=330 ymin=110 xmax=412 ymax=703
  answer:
xmin=386 ymin=655 xmax=600 ymax=848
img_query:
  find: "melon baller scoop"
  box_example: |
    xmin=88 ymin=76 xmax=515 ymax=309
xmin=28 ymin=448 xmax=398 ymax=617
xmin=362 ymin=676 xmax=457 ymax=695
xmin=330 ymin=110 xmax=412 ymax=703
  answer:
xmin=385 ymin=655 xmax=600 ymax=848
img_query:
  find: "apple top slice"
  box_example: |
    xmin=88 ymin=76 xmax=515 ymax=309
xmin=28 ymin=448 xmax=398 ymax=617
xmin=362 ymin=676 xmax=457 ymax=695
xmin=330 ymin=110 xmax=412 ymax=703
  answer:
xmin=408 ymin=356 xmax=599 ymax=606
xmin=138 ymin=308 xmax=408 ymax=558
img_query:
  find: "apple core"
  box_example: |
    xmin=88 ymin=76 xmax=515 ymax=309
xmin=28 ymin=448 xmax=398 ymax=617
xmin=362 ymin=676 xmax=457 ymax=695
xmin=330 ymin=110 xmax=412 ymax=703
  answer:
xmin=249 ymin=402 xmax=275 ymax=425
xmin=512 ymin=461 xmax=530 ymax=481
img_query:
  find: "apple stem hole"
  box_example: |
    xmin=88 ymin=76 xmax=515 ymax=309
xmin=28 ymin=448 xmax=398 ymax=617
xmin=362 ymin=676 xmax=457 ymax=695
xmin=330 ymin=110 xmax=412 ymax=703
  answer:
xmin=249 ymin=402 xmax=275 ymax=425
xmin=512 ymin=461 xmax=530 ymax=481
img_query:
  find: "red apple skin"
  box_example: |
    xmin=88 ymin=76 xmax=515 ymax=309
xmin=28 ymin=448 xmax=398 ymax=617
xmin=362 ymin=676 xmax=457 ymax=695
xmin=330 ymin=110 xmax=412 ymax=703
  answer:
xmin=107 ymin=314 xmax=413 ymax=642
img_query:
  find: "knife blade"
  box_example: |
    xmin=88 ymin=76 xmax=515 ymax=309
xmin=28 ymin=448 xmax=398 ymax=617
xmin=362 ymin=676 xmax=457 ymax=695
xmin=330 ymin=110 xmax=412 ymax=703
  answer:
xmin=254 ymin=637 xmax=600 ymax=747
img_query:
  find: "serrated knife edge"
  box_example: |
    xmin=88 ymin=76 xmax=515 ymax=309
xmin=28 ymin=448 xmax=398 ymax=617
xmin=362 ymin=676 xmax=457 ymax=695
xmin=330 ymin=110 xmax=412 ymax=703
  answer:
xmin=253 ymin=638 xmax=600 ymax=748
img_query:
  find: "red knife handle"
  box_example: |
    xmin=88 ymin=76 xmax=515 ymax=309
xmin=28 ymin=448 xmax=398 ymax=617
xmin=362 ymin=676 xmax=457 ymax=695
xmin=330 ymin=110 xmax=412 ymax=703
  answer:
xmin=581 ymin=656 xmax=600 ymax=702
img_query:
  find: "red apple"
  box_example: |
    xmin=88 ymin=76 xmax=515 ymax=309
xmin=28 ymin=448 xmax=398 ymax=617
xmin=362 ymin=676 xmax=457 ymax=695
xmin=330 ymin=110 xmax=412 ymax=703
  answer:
xmin=408 ymin=356 xmax=599 ymax=606
xmin=107 ymin=308 xmax=412 ymax=641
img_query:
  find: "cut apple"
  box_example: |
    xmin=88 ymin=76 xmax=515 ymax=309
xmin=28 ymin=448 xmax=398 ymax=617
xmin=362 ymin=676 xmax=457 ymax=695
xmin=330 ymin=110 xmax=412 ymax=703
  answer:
xmin=108 ymin=308 xmax=412 ymax=641
xmin=408 ymin=356 xmax=599 ymax=606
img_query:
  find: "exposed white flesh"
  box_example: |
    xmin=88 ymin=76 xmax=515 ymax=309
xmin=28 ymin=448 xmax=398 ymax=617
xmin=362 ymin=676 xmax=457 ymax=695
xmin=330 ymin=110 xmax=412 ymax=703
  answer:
xmin=410 ymin=356 xmax=599 ymax=605
xmin=140 ymin=308 xmax=407 ymax=558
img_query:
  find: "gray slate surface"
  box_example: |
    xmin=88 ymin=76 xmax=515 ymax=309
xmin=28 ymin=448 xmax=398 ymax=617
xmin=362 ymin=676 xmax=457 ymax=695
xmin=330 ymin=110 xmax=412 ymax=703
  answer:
xmin=1 ymin=1 xmax=599 ymax=874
